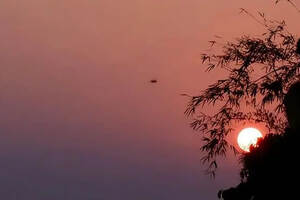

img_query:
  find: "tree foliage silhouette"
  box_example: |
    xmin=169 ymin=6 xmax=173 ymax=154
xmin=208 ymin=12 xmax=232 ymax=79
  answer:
xmin=219 ymin=82 xmax=300 ymax=200
xmin=185 ymin=2 xmax=300 ymax=176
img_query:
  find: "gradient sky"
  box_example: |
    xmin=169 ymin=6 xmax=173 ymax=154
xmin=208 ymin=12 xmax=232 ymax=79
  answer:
xmin=0 ymin=1 xmax=299 ymax=199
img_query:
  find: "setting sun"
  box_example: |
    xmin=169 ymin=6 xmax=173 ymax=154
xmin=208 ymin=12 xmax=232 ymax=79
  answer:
xmin=237 ymin=128 xmax=263 ymax=152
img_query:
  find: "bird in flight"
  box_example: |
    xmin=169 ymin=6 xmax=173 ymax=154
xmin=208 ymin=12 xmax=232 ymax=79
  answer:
xmin=150 ymin=79 xmax=158 ymax=83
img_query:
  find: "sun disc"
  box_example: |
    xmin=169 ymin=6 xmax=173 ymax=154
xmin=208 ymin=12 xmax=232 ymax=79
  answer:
xmin=237 ymin=128 xmax=262 ymax=152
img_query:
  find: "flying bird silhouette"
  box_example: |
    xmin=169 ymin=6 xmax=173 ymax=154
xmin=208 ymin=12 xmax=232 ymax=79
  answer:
xmin=150 ymin=79 xmax=158 ymax=83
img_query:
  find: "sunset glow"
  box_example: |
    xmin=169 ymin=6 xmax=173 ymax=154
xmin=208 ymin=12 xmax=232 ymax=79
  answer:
xmin=237 ymin=128 xmax=263 ymax=152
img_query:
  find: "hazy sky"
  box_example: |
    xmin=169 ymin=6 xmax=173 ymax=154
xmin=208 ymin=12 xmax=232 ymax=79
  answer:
xmin=0 ymin=1 xmax=299 ymax=199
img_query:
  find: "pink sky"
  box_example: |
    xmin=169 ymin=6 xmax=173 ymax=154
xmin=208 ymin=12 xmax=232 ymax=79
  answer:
xmin=0 ymin=0 xmax=299 ymax=199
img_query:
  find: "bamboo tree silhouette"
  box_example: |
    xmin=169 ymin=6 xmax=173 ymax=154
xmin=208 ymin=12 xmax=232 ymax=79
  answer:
xmin=185 ymin=3 xmax=300 ymax=176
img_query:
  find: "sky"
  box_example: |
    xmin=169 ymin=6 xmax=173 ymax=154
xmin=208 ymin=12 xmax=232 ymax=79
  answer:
xmin=0 ymin=0 xmax=299 ymax=199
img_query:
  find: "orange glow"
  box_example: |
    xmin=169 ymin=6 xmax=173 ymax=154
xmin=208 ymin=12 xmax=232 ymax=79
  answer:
xmin=237 ymin=128 xmax=263 ymax=152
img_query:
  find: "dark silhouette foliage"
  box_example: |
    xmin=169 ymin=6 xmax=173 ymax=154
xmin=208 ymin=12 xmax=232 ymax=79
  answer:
xmin=219 ymin=132 xmax=299 ymax=199
xmin=219 ymin=81 xmax=300 ymax=199
xmin=182 ymin=0 xmax=300 ymax=198
xmin=185 ymin=6 xmax=300 ymax=176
